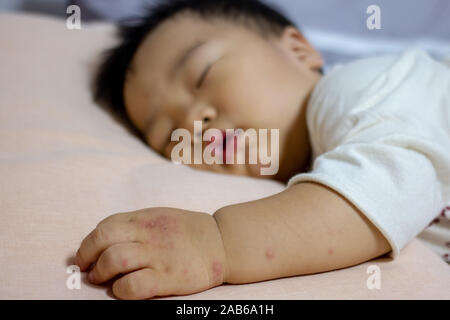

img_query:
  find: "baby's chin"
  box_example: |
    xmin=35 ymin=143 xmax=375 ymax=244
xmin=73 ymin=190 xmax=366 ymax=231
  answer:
xmin=163 ymin=138 xmax=279 ymax=180
xmin=186 ymin=162 xmax=274 ymax=180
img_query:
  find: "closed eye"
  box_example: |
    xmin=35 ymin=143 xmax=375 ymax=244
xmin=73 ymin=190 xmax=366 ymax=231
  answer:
xmin=196 ymin=63 xmax=213 ymax=89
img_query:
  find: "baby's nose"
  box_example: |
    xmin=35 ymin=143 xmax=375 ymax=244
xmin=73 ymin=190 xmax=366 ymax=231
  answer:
xmin=183 ymin=104 xmax=218 ymax=132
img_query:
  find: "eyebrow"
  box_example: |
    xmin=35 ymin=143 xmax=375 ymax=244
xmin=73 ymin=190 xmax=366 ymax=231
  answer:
xmin=170 ymin=40 xmax=209 ymax=80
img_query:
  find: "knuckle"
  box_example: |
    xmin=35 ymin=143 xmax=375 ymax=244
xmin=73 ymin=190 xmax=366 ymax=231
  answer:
xmin=107 ymin=212 xmax=123 ymax=222
xmin=134 ymin=211 xmax=146 ymax=221
xmin=98 ymin=212 xmax=123 ymax=226
xmin=92 ymin=225 xmax=109 ymax=244
xmin=128 ymin=212 xmax=140 ymax=223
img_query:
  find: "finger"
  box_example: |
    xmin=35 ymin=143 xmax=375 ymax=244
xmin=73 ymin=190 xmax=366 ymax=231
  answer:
xmin=112 ymin=268 xmax=176 ymax=300
xmin=76 ymin=222 xmax=143 ymax=271
xmin=97 ymin=211 xmax=136 ymax=226
xmin=88 ymin=242 xmax=149 ymax=284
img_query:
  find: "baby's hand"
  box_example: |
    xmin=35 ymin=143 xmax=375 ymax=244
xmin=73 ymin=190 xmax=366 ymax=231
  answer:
xmin=75 ymin=207 xmax=227 ymax=300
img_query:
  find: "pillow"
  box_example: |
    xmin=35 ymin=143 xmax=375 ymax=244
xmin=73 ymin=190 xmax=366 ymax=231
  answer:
xmin=0 ymin=12 xmax=448 ymax=299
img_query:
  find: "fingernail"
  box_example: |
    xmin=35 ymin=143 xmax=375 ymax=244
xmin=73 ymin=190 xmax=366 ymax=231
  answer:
xmin=75 ymin=250 xmax=81 ymax=266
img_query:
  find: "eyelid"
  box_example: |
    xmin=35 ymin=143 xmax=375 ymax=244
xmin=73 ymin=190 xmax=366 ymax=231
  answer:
xmin=196 ymin=62 xmax=213 ymax=89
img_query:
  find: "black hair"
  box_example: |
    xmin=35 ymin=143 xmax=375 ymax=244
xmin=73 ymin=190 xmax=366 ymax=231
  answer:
xmin=93 ymin=0 xmax=316 ymax=121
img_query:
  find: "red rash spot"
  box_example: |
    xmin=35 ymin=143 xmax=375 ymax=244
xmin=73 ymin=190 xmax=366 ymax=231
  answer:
xmin=139 ymin=215 xmax=178 ymax=234
xmin=265 ymin=249 xmax=274 ymax=260
xmin=137 ymin=215 xmax=179 ymax=249
xmin=328 ymin=249 xmax=334 ymax=255
xmin=121 ymin=259 xmax=128 ymax=268
xmin=143 ymin=221 xmax=156 ymax=229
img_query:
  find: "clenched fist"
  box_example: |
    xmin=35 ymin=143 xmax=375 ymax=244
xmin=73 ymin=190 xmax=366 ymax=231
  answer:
xmin=75 ymin=207 xmax=227 ymax=299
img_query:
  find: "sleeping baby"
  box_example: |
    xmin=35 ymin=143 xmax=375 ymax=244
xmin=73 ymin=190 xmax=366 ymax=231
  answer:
xmin=75 ymin=0 xmax=450 ymax=299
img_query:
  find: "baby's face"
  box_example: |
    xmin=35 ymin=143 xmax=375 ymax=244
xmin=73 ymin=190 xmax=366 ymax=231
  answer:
xmin=124 ymin=13 xmax=322 ymax=181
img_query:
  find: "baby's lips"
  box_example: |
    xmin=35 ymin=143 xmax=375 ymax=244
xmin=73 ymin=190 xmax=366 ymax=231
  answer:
xmin=204 ymin=129 xmax=238 ymax=161
xmin=204 ymin=131 xmax=224 ymax=150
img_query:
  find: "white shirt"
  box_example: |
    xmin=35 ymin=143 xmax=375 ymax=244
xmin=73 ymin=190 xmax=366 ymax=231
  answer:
xmin=287 ymin=49 xmax=450 ymax=258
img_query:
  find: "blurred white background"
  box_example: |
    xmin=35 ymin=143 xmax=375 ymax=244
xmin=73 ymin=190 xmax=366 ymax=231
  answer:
xmin=1 ymin=0 xmax=449 ymax=70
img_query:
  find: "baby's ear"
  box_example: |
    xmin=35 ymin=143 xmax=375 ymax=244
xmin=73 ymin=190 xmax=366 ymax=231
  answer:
xmin=276 ymin=26 xmax=323 ymax=70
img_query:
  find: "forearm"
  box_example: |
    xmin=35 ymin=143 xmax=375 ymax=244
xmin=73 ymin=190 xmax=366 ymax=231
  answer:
xmin=213 ymin=182 xmax=390 ymax=284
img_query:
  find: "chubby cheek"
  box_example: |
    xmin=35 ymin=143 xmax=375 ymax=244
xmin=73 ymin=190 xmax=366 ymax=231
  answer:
xmin=147 ymin=115 xmax=174 ymax=152
xmin=220 ymin=83 xmax=288 ymax=132
xmin=209 ymin=69 xmax=263 ymax=127
xmin=220 ymin=95 xmax=266 ymax=129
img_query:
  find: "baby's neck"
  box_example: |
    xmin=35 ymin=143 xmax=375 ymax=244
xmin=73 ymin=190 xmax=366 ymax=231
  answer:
xmin=274 ymin=91 xmax=313 ymax=183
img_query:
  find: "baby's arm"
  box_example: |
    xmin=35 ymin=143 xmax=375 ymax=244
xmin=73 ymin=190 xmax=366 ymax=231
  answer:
xmin=75 ymin=181 xmax=391 ymax=299
xmin=214 ymin=182 xmax=391 ymax=283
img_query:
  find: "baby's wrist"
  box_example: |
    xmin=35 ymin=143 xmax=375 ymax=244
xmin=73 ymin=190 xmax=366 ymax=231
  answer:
xmin=213 ymin=206 xmax=238 ymax=284
xmin=188 ymin=211 xmax=228 ymax=286
xmin=211 ymin=212 xmax=228 ymax=284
